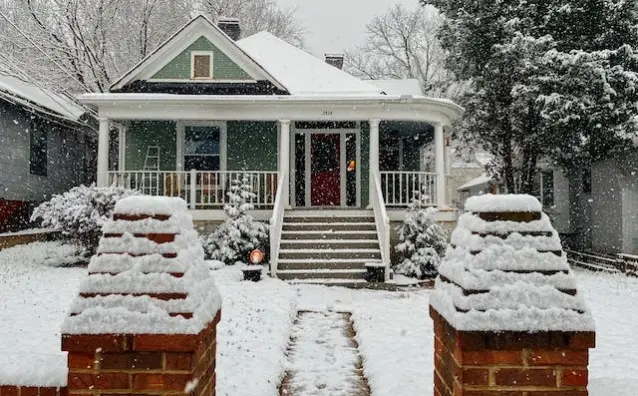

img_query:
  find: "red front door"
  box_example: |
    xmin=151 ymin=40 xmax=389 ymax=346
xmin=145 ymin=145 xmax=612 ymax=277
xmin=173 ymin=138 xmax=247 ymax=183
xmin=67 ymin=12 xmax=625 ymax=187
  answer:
xmin=311 ymin=134 xmax=341 ymax=206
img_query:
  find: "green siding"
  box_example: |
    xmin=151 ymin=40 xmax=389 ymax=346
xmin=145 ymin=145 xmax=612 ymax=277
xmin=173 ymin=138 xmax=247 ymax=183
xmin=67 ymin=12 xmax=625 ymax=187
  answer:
xmin=152 ymin=36 xmax=252 ymax=81
xmin=361 ymin=122 xmax=370 ymax=208
xmin=227 ymin=121 xmax=278 ymax=171
xmin=125 ymin=121 xmax=176 ymax=171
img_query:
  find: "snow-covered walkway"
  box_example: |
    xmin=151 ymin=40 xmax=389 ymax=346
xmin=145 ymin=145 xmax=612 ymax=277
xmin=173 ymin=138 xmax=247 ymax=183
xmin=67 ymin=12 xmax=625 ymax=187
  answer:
xmin=281 ymin=311 xmax=369 ymax=396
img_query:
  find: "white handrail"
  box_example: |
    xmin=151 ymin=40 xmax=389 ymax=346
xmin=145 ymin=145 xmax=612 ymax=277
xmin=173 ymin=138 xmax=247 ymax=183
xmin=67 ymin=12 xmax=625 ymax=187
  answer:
xmin=380 ymin=171 xmax=438 ymax=207
xmin=269 ymin=172 xmax=287 ymax=278
xmin=371 ymin=172 xmax=391 ymax=281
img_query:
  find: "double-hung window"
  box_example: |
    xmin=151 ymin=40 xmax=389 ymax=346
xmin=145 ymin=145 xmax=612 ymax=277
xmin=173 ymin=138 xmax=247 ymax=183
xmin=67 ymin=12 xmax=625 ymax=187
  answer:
xmin=29 ymin=120 xmax=48 ymax=176
xmin=184 ymin=126 xmax=220 ymax=171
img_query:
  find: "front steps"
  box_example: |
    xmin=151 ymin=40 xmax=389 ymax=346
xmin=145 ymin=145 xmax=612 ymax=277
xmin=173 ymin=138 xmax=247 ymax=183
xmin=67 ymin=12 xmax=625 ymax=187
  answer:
xmin=275 ymin=211 xmax=383 ymax=285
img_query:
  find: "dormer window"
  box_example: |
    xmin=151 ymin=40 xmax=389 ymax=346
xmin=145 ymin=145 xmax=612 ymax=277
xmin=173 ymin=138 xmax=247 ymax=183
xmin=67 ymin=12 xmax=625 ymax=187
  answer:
xmin=191 ymin=51 xmax=213 ymax=79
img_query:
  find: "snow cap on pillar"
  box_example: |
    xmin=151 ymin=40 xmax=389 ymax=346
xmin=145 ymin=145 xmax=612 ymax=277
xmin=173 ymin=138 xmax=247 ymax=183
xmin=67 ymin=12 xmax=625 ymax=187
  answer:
xmin=430 ymin=194 xmax=595 ymax=332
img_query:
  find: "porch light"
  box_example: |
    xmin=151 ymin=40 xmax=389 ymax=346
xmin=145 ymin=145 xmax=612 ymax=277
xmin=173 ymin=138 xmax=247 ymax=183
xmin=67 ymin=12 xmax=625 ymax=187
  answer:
xmin=249 ymin=249 xmax=264 ymax=265
xmin=347 ymin=160 xmax=356 ymax=172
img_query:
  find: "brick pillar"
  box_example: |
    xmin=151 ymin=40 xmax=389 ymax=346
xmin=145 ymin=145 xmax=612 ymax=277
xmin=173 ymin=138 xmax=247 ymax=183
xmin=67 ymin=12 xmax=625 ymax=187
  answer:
xmin=430 ymin=195 xmax=595 ymax=396
xmin=61 ymin=197 xmax=221 ymax=396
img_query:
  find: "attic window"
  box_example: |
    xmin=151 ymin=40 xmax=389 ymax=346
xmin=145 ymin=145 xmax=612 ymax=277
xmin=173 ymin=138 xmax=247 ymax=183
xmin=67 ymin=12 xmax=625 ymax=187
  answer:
xmin=191 ymin=52 xmax=213 ymax=79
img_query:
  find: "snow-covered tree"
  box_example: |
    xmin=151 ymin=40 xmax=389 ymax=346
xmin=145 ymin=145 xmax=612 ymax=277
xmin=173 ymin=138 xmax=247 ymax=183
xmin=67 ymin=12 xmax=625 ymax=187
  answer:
xmin=201 ymin=174 xmax=269 ymax=265
xmin=345 ymin=4 xmax=454 ymax=97
xmin=31 ymin=185 xmax=139 ymax=254
xmin=196 ymin=0 xmax=304 ymax=47
xmin=395 ymin=188 xmax=448 ymax=279
xmin=423 ymin=0 xmax=638 ymax=192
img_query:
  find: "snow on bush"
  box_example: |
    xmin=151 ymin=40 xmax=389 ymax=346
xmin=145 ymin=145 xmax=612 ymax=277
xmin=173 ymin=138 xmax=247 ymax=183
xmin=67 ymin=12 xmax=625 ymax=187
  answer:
xmin=394 ymin=189 xmax=448 ymax=279
xmin=31 ymin=185 xmax=139 ymax=254
xmin=201 ymin=175 xmax=268 ymax=265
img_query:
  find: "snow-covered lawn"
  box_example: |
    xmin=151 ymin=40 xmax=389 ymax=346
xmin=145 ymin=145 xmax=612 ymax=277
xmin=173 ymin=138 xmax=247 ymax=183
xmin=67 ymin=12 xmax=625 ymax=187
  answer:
xmin=1 ymin=242 xmax=638 ymax=395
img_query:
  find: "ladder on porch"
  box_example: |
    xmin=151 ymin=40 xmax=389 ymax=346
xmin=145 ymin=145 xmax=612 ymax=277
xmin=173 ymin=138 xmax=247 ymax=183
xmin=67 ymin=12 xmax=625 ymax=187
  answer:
xmin=142 ymin=146 xmax=161 ymax=195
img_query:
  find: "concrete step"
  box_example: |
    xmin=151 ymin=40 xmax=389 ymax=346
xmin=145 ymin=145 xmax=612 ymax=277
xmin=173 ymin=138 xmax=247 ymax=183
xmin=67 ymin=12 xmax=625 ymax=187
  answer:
xmin=286 ymin=278 xmax=369 ymax=287
xmin=279 ymin=249 xmax=382 ymax=260
xmin=280 ymin=239 xmax=380 ymax=250
xmin=282 ymin=223 xmax=377 ymax=232
xmin=277 ymin=269 xmax=367 ymax=280
xmin=281 ymin=230 xmax=378 ymax=240
xmin=284 ymin=216 xmax=375 ymax=224
xmin=277 ymin=258 xmax=370 ymax=271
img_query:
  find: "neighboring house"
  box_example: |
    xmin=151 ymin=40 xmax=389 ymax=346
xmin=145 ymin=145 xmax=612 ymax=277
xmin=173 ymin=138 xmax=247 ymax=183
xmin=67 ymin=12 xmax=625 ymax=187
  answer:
xmin=0 ymin=75 xmax=96 ymax=232
xmin=78 ymin=16 xmax=463 ymax=283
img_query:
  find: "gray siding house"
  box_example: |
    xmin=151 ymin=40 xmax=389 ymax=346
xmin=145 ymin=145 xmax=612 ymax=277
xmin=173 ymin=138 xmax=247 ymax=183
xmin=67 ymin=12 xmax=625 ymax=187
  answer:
xmin=0 ymin=75 xmax=96 ymax=231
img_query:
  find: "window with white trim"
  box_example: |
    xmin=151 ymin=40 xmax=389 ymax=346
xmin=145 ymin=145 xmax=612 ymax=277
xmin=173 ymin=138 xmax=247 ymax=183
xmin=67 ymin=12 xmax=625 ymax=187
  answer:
xmin=184 ymin=126 xmax=220 ymax=171
xmin=191 ymin=52 xmax=213 ymax=79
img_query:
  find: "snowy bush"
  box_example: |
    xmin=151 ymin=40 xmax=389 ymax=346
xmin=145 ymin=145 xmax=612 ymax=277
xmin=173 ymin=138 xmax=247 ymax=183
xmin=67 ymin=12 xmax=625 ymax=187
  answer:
xmin=31 ymin=185 xmax=139 ymax=254
xmin=394 ymin=188 xmax=448 ymax=279
xmin=201 ymin=174 xmax=269 ymax=265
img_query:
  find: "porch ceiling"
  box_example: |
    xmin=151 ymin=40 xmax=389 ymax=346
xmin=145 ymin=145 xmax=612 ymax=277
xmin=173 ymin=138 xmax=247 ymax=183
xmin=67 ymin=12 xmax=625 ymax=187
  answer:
xmin=78 ymin=94 xmax=464 ymax=126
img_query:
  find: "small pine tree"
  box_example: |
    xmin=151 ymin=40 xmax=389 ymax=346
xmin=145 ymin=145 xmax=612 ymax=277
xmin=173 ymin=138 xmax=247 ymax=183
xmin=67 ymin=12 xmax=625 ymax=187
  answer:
xmin=201 ymin=174 xmax=269 ymax=264
xmin=394 ymin=187 xmax=448 ymax=279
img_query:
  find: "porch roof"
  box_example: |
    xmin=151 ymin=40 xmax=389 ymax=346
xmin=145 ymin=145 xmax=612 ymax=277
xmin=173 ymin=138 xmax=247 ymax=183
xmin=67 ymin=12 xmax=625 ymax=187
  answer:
xmin=78 ymin=93 xmax=464 ymax=125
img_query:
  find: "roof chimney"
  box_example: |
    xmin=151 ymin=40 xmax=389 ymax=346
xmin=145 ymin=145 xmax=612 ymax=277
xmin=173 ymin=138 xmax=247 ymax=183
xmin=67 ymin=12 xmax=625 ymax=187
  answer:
xmin=325 ymin=53 xmax=344 ymax=70
xmin=218 ymin=17 xmax=241 ymax=41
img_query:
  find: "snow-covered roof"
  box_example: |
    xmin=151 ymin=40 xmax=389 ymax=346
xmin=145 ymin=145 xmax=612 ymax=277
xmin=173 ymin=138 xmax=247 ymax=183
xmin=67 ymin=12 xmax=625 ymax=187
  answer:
xmin=237 ymin=32 xmax=383 ymax=96
xmin=430 ymin=194 xmax=595 ymax=332
xmin=62 ymin=197 xmax=221 ymax=335
xmin=458 ymin=174 xmax=494 ymax=191
xmin=0 ymin=75 xmax=86 ymax=121
xmin=368 ymin=79 xmax=423 ymax=96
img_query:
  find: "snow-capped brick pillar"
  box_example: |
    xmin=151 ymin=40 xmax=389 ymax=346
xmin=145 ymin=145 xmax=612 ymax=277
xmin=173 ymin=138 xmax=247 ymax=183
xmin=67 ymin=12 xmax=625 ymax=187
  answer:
xmin=61 ymin=197 xmax=222 ymax=396
xmin=430 ymin=194 xmax=596 ymax=396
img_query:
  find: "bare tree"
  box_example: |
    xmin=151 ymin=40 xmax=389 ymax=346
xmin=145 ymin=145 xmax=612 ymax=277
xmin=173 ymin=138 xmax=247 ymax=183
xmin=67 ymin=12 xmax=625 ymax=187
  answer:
xmin=0 ymin=0 xmax=192 ymax=94
xmin=198 ymin=0 xmax=304 ymax=47
xmin=345 ymin=4 xmax=454 ymax=97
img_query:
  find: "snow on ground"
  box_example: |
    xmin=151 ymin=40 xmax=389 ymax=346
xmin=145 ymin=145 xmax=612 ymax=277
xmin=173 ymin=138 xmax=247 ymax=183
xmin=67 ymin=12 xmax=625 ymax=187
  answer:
xmin=213 ymin=267 xmax=297 ymax=396
xmin=0 ymin=241 xmax=85 ymax=386
xmin=2 ymin=241 xmax=638 ymax=395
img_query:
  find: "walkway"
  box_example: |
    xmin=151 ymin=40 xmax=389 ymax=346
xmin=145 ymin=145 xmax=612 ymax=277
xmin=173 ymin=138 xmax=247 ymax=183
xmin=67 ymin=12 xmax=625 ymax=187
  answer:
xmin=280 ymin=311 xmax=370 ymax=396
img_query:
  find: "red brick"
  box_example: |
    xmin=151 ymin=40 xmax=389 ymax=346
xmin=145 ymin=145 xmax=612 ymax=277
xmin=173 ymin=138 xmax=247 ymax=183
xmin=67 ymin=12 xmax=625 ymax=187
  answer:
xmin=165 ymin=353 xmax=193 ymax=371
xmin=100 ymin=353 xmax=163 ymax=370
xmin=530 ymin=350 xmax=589 ymax=366
xmin=494 ymin=368 xmax=557 ymax=387
xmin=67 ymin=353 xmax=96 ymax=370
xmin=62 ymin=335 xmax=127 ymax=353
xmin=462 ymin=368 xmax=489 ymax=385
xmin=463 ymin=350 xmax=523 ymax=366
xmin=132 ymin=334 xmax=198 ymax=352
xmin=68 ymin=373 xmax=129 ymax=390
xmin=569 ymin=332 xmax=596 ymax=349
xmin=463 ymin=391 xmax=525 ymax=396
xmin=37 ymin=388 xmax=58 ymax=396
xmin=131 ymin=373 xmax=191 ymax=391
xmin=1 ymin=387 xmax=18 ymax=396
xmin=19 ymin=387 xmax=39 ymax=396
xmin=528 ymin=392 xmax=587 ymax=396
xmin=560 ymin=369 xmax=588 ymax=387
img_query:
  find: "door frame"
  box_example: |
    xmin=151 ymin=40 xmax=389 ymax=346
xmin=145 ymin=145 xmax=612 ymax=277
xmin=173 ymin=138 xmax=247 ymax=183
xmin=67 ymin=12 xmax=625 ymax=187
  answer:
xmin=291 ymin=124 xmax=361 ymax=208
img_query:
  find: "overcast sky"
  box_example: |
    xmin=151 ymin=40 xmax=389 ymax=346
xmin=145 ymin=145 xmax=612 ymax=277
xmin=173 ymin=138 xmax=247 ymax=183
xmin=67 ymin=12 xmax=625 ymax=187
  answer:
xmin=277 ymin=0 xmax=419 ymax=57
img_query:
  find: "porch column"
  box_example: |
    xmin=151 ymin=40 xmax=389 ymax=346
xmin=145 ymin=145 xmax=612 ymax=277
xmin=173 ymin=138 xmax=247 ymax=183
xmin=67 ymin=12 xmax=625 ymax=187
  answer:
xmin=97 ymin=117 xmax=110 ymax=187
xmin=279 ymin=120 xmax=291 ymax=208
xmin=435 ymin=123 xmax=446 ymax=207
xmin=369 ymin=118 xmax=381 ymax=201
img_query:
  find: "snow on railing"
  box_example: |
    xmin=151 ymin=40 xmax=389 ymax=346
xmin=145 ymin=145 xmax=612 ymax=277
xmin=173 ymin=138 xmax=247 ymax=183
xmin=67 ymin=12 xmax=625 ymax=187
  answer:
xmin=381 ymin=171 xmax=437 ymax=207
xmin=269 ymin=172 xmax=287 ymax=278
xmin=371 ymin=173 xmax=391 ymax=280
xmin=108 ymin=170 xmax=278 ymax=210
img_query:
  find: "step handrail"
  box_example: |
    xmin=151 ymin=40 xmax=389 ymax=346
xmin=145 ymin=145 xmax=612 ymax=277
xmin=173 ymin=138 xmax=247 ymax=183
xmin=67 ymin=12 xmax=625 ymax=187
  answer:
xmin=370 ymin=172 xmax=391 ymax=280
xmin=269 ymin=172 xmax=288 ymax=278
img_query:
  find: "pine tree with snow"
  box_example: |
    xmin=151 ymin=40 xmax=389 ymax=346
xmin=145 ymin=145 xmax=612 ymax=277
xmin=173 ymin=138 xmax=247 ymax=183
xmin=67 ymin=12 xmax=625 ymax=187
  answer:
xmin=394 ymin=187 xmax=448 ymax=279
xmin=201 ymin=174 xmax=269 ymax=265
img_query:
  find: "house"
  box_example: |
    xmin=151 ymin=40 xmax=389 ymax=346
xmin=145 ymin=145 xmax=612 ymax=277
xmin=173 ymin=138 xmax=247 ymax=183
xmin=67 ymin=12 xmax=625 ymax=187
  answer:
xmin=0 ymin=75 xmax=96 ymax=232
xmin=78 ymin=16 xmax=464 ymax=283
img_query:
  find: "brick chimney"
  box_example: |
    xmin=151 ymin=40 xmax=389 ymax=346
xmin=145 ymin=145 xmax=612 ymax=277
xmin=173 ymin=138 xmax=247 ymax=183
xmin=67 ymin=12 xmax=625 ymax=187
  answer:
xmin=325 ymin=53 xmax=344 ymax=70
xmin=218 ymin=17 xmax=241 ymax=41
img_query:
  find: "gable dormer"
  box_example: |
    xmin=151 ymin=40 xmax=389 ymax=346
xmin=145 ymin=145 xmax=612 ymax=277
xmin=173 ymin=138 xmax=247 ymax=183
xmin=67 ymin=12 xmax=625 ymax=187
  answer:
xmin=110 ymin=16 xmax=288 ymax=95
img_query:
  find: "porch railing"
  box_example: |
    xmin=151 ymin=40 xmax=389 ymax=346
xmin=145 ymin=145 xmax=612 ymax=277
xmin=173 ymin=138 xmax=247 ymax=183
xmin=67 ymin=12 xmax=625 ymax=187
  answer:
xmin=371 ymin=173 xmax=391 ymax=281
xmin=380 ymin=171 xmax=438 ymax=207
xmin=108 ymin=170 xmax=279 ymax=210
